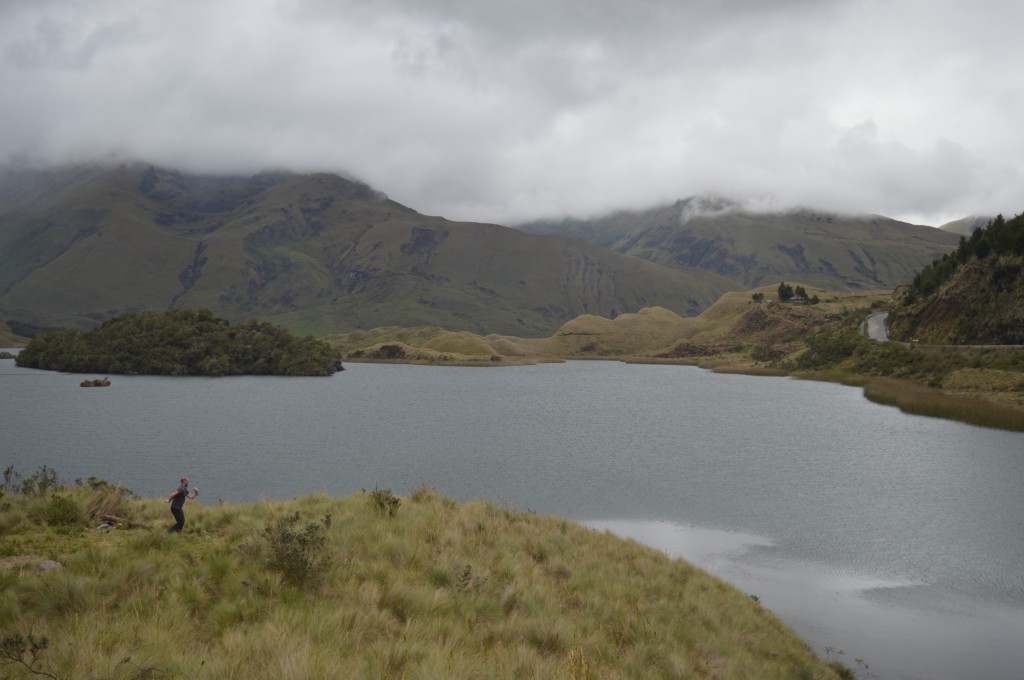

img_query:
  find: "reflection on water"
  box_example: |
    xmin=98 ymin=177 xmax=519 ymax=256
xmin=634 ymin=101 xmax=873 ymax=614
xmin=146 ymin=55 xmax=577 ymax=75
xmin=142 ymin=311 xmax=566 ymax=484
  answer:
xmin=583 ymin=519 xmax=773 ymax=565
xmin=586 ymin=519 xmax=1023 ymax=680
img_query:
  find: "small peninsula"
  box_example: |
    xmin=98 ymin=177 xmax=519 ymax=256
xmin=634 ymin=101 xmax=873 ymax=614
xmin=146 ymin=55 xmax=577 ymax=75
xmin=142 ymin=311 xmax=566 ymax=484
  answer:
xmin=14 ymin=309 xmax=344 ymax=376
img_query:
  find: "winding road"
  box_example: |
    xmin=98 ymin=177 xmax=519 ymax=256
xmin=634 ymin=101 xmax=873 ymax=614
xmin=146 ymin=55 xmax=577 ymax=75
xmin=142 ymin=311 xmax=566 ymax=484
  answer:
xmin=860 ymin=312 xmax=890 ymax=342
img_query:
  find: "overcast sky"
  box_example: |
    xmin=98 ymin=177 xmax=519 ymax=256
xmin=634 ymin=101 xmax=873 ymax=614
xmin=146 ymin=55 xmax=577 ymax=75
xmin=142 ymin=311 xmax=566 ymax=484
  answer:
xmin=2 ymin=0 xmax=1022 ymax=226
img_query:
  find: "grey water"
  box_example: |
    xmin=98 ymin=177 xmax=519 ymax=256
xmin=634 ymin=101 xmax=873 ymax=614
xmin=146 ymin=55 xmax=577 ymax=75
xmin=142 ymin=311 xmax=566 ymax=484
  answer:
xmin=3 ymin=356 xmax=1023 ymax=680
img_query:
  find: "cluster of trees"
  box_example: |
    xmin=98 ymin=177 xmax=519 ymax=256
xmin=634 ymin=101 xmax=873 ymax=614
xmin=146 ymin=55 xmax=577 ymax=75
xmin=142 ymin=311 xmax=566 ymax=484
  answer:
xmin=755 ymin=282 xmax=818 ymax=304
xmin=15 ymin=308 xmax=343 ymax=376
xmin=909 ymin=213 xmax=1024 ymax=298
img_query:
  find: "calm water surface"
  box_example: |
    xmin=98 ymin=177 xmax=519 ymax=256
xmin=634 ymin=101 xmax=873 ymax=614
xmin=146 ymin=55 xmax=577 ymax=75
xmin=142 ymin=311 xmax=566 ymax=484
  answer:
xmin=3 ymin=357 xmax=1023 ymax=680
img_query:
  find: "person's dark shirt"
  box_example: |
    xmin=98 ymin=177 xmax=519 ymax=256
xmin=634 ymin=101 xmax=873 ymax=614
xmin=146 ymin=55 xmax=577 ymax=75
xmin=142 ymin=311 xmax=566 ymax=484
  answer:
xmin=170 ymin=485 xmax=189 ymax=509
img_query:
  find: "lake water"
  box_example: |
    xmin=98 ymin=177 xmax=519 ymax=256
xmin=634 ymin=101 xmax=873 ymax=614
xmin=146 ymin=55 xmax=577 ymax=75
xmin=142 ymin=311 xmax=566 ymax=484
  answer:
xmin=3 ymin=356 xmax=1023 ymax=680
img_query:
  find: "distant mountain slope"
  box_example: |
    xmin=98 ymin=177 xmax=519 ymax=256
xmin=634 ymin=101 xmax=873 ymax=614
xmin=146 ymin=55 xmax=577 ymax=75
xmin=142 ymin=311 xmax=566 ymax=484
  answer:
xmin=0 ymin=165 xmax=740 ymax=336
xmin=517 ymin=197 xmax=960 ymax=290
xmin=0 ymin=319 xmax=29 ymax=347
xmin=938 ymin=215 xmax=992 ymax=236
xmin=889 ymin=212 xmax=1024 ymax=344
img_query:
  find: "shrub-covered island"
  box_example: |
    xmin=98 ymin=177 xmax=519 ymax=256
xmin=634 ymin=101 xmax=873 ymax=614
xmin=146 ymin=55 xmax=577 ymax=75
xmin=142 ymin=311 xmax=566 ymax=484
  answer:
xmin=14 ymin=309 xmax=343 ymax=376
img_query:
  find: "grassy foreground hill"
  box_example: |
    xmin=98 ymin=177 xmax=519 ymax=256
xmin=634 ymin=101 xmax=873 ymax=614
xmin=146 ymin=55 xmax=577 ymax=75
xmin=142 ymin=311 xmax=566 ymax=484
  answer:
xmin=0 ymin=164 xmax=738 ymax=337
xmin=0 ymin=476 xmax=846 ymax=680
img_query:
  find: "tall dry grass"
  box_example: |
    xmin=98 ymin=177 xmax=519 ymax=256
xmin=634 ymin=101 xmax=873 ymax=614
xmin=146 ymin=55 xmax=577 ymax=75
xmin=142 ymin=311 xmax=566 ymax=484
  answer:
xmin=861 ymin=377 xmax=1024 ymax=431
xmin=0 ymin=482 xmax=846 ymax=680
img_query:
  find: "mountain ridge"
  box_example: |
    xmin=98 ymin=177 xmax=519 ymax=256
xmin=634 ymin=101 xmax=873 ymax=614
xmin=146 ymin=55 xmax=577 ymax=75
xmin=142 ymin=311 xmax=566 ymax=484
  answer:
xmin=0 ymin=164 xmax=739 ymax=336
xmin=517 ymin=197 xmax=961 ymax=290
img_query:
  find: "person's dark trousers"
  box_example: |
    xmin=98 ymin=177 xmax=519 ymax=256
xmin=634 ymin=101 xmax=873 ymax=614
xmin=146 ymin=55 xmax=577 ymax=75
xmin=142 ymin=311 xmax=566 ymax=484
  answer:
xmin=168 ymin=507 xmax=185 ymax=533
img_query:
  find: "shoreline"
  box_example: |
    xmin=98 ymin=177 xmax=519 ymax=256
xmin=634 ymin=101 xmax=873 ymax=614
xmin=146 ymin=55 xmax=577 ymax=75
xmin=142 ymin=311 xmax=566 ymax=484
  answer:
xmin=7 ymin=344 xmax=1023 ymax=431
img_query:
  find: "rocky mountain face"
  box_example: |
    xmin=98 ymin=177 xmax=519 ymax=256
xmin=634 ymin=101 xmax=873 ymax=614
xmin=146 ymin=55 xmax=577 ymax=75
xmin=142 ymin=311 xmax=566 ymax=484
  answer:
xmin=517 ymin=197 xmax=961 ymax=291
xmin=0 ymin=164 xmax=739 ymax=336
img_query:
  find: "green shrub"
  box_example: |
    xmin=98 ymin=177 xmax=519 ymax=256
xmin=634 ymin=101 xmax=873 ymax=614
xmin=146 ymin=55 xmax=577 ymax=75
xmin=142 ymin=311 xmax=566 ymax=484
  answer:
xmin=795 ymin=327 xmax=868 ymax=370
xmin=42 ymin=495 xmax=83 ymax=527
xmin=0 ymin=631 xmax=53 ymax=678
xmin=367 ymin=487 xmax=401 ymax=518
xmin=259 ymin=512 xmax=333 ymax=588
xmin=2 ymin=465 xmax=59 ymax=497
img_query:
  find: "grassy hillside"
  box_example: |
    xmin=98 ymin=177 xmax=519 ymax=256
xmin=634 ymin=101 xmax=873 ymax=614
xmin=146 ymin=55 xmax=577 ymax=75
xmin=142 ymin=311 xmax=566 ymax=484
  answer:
xmin=518 ymin=198 xmax=960 ymax=290
xmin=0 ymin=475 xmax=845 ymax=680
xmin=327 ymin=286 xmax=894 ymax=364
xmin=0 ymin=320 xmax=29 ymax=347
xmin=0 ymin=165 xmax=739 ymax=337
xmin=889 ymin=213 xmax=1024 ymax=345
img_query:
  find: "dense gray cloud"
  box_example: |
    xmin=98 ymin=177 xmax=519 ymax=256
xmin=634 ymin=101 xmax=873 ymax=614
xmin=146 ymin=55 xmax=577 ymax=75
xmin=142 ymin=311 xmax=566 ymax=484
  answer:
xmin=1 ymin=0 xmax=1022 ymax=225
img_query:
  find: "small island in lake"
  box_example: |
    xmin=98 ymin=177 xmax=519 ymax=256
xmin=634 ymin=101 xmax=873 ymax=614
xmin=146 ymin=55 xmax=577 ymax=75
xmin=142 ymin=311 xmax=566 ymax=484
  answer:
xmin=15 ymin=308 xmax=344 ymax=376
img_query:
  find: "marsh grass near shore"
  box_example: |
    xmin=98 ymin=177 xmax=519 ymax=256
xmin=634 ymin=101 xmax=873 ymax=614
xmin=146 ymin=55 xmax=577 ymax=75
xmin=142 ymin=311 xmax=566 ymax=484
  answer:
xmin=859 ymin=376 xmax=1024 ymax=431
xmin=0 ymin=478 xmax=845 ymax=680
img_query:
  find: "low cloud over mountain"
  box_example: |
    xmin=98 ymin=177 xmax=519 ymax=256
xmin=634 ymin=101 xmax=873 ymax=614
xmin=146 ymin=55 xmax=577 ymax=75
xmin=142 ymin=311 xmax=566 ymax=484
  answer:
xmin=1 ymin=1 xmax=1022 ymax=226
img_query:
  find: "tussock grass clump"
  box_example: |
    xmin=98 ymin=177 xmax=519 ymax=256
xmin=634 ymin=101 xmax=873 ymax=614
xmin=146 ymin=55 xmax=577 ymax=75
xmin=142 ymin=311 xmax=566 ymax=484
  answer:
xmin=257 ymin=511 xmax=333 ymax=589
xmin=366 ymin=487 xmax=401 ymax=518
xmin=36 ymin=495 xmax=83 ymax=528
xmin=0 ymin=482 xmax=845 ymax=680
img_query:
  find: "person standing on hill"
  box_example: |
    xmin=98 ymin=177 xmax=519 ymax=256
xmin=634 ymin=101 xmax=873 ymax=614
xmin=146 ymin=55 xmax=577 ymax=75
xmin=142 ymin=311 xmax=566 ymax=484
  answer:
xmin=165 ymin=476 xmax=198 ymax=533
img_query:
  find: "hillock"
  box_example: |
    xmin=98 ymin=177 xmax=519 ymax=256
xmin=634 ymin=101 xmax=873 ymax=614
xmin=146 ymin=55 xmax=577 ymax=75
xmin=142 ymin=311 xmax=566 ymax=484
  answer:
xmin=327 ymin=287 xmax=893 ymax=366
xmin=889 ymin=213 xmax=1024 ymax=344
xmin=14 ymin=308 xmax=343 ymax=376
xmin=0 ymin=470 xmax=846 ymax=680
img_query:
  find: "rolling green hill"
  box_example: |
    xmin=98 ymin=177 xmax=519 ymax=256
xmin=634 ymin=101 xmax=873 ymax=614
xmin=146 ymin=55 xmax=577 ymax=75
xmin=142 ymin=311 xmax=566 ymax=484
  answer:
xmin=0 ymin=165 xmax=740 ymax=337
xmin=326 ymin=286 xmax=894 ymax=363
xmin=517 ymin=197 xmax=961 ymax=290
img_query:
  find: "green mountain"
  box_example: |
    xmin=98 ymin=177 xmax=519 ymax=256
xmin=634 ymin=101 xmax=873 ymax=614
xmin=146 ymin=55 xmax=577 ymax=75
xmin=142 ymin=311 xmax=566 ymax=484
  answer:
xmin=517 ymin=197 xmax=961 ymax=290
xmin=0 ymin=164 xmax=740 ymax=336
xmin=889 ymin=213 xmax=1024 ymax=344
